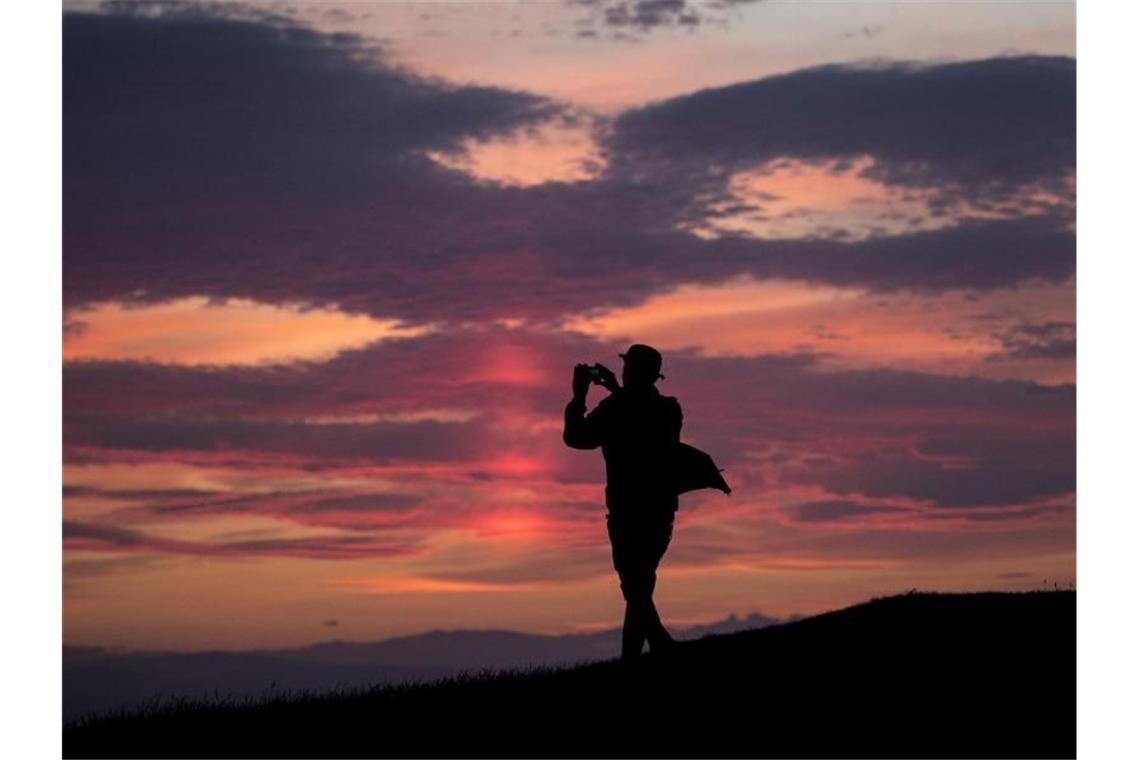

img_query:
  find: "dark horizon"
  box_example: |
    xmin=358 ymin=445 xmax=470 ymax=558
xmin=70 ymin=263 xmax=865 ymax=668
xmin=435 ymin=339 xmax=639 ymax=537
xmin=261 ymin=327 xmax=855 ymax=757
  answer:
xmin=65 ymin=608 xmax=788 ymax=720
xmin=64 ymin=591 xmax=1077 ymax=760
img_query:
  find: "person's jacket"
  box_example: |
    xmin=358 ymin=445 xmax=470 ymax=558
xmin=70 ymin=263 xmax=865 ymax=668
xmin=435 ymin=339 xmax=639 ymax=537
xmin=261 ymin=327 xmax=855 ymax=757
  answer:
xmin=563 ymin=385 xmax=683 ymax=511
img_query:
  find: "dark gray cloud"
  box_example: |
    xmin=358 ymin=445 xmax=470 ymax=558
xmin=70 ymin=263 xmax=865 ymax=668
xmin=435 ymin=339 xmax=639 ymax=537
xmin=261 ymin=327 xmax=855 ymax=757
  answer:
xmin=796 ymin=445 xmax=1073 ymax=509
xmin=925 ymin=504 xmax=1070 ymax=522
xmin=602 ymin=1 xmax=701 ymax=29
xmin=987 ymin=321 xmax=1075 ymax=361
xmin=775 ymin=414 xmax=1075 ymax=510
xmin=63 ymin=519 xmax=419 ymax=560
xmin=697 ymin=216 xmax=1073 ymax=291
xmin=65 ymin=484 xmax=449 ymax=534
xmin=64 ymin=520 xmax=146 ymax=547
xmin=64 ymin=414 xmax=483 ymax=465
xmin=65 ymin=8 xmax=558 ymax=197
xmin=288 ymin=493 xmax=424 ymax=514
xmin=63 ymin=7 xmax=571 ymax=314
xmin=63 ymin=485 xmax=218 ymax=500
xmin=571 ymin=1 xmax=706 ymax=34
xmin=570 ymin=0 xmax=767 ymax=38
xmin=662 ymin=350 xmax=1074 ymax=509
xmin=64 ymin=8 xmax=1074 ymax=325
xmin=608 ymin=56 xmax=1075 ymax=204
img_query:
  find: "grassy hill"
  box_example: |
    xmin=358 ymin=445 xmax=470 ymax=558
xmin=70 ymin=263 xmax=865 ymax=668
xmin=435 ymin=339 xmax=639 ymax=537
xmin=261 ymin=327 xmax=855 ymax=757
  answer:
xmin=63 ymin=611 xmax=783 ymax=720
xmin=64 ymin=591 xmax=1075 ymax=759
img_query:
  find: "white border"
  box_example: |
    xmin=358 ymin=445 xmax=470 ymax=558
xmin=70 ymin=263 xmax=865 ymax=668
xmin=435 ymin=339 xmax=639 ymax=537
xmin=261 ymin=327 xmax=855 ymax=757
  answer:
xmin=1 ymin=2 xmax=62 ymax=759
xmin=1077 ymin=1 xmax=1140 ymax=758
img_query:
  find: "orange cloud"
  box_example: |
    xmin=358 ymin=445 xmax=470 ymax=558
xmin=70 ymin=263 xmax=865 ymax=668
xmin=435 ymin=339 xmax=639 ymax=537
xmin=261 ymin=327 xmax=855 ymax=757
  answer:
xmin=426 ymin=120 xmax=604 ymax=187
xmin=565 ymin=276 xmax=1074 ymax=382
xmin=63 ymin=297 xmax=434 ymax=366
xmin=686 ymin=158 xmax=1074 ymax=242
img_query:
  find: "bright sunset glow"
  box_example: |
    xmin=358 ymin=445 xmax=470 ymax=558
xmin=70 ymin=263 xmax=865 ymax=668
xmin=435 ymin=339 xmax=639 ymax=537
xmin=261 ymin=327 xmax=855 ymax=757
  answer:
xmin=64 ymin=297 xmax=433 ymax=365
xmin=426 ymin=120 xmax=604 ymax=187
xmin=690 ymin=157 xmax=946 ymax=240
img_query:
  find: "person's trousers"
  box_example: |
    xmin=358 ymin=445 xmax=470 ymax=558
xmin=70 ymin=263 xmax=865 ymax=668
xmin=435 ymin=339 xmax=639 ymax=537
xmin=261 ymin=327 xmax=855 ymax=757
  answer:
xmin=606 ymin=507 xmax=675 ymax=658
xmin=606 ymin=509 xmax=674 ymax=603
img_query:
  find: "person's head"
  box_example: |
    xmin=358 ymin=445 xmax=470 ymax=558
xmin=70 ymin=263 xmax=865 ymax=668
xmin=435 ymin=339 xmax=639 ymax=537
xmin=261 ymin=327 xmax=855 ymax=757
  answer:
xmin=620 ymin=344 xmax=664 ymax=389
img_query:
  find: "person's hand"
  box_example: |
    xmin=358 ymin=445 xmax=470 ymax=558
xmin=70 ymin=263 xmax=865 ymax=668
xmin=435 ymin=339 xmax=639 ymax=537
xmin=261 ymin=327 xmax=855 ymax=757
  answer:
xmin=572 ymin=363 xmax=593 ymax=398
xmin=594 ymin=363 xmax=620 ymax=392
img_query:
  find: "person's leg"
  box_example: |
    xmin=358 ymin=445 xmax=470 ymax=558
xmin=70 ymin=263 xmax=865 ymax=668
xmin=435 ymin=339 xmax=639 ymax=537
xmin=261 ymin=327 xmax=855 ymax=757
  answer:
xmin=622 ymin=548 xmax=674 ymax=656
xmin=621 ymin=596 xmax=649 ymax=660
xmin=644 ymin=514 xmax=676 ymax=653
xmin=620 ymin=558 xmax=655 ymax=660
xmin=645 ymin=599 xmax=675 ymax=651
xmin=609 ymin=512 xmax=654 ymax=660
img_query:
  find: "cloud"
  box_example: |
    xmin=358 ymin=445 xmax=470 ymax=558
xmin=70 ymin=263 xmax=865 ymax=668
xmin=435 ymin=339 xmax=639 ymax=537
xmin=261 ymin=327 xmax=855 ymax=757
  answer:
xmin=64 ymin=520 xmax=148 ymax=547
xmin=653 ymin=349 xmax=1075 ymax=512
xmin=794 ymin=446 xmax=1073 ymax=509
xmin=63 ymin=325 xmax=573 ymax=422
xmin=65 ymin=326 xmax=1075 ymax=516
xmin=62 ymin=297 xmax=433 ymax=366
xmin=64 ymin=8 xmax=1074 ymax=326
xmin=64 ymin=8 xmax=558 ymax=191
xmin=565 ymin=275 xmax=1074 ymax=383
xmin=64 ymin=414 xmax=484 ymax=465
xmin=570 ymin=1 xmax=706 ymax=35
xmin=63 ymin=7 xmax=569 ymax=312
xmin=601 ymin=1 xmax=701 ymax=29
xmin=790 ymin=500 xmax=909 ymax=523
xmin=924 ymin=504 xmax=1070 ymax=523
xmin=607 ymin=56 xmax=1075 ymax=206
xmin=63 ymin=519 xmax=420 ymax=560
xmin=67 ymin=483 xmax=476 ymax=535
xmin=987 ymin=321 xmax=1075 ymax=361
xmin=569 ymin=0 xmax=768 ymax=39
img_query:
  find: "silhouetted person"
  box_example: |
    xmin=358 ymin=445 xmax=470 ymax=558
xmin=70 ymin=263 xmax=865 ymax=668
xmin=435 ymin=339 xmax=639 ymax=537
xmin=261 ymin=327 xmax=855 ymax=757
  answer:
xmin=563 ymin=344 xmax=681 ymax=660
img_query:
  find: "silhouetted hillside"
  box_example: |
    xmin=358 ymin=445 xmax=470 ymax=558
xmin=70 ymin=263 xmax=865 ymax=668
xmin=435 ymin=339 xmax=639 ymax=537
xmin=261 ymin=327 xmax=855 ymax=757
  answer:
xmin=64 ymin=591 xmax=1075 ymax=759
xmin=64 ymin=613 xmax=781 ymax=720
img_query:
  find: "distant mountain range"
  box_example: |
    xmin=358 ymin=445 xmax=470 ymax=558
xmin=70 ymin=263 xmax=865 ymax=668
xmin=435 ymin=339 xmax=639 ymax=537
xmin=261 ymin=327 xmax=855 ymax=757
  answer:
xmin=64 ymin=612 xmax=784 ymax=719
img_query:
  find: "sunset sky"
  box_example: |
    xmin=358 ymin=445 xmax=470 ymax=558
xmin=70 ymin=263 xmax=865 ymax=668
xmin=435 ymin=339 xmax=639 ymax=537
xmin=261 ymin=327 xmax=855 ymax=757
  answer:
xmin=62 ymin=0 xmax=1075 ymax=651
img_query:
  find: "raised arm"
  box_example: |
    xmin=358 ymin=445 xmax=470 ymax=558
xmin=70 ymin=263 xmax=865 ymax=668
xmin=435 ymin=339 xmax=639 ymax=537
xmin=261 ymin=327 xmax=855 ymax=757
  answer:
xmin=563 ymin=364 xmax=614 ymax=450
